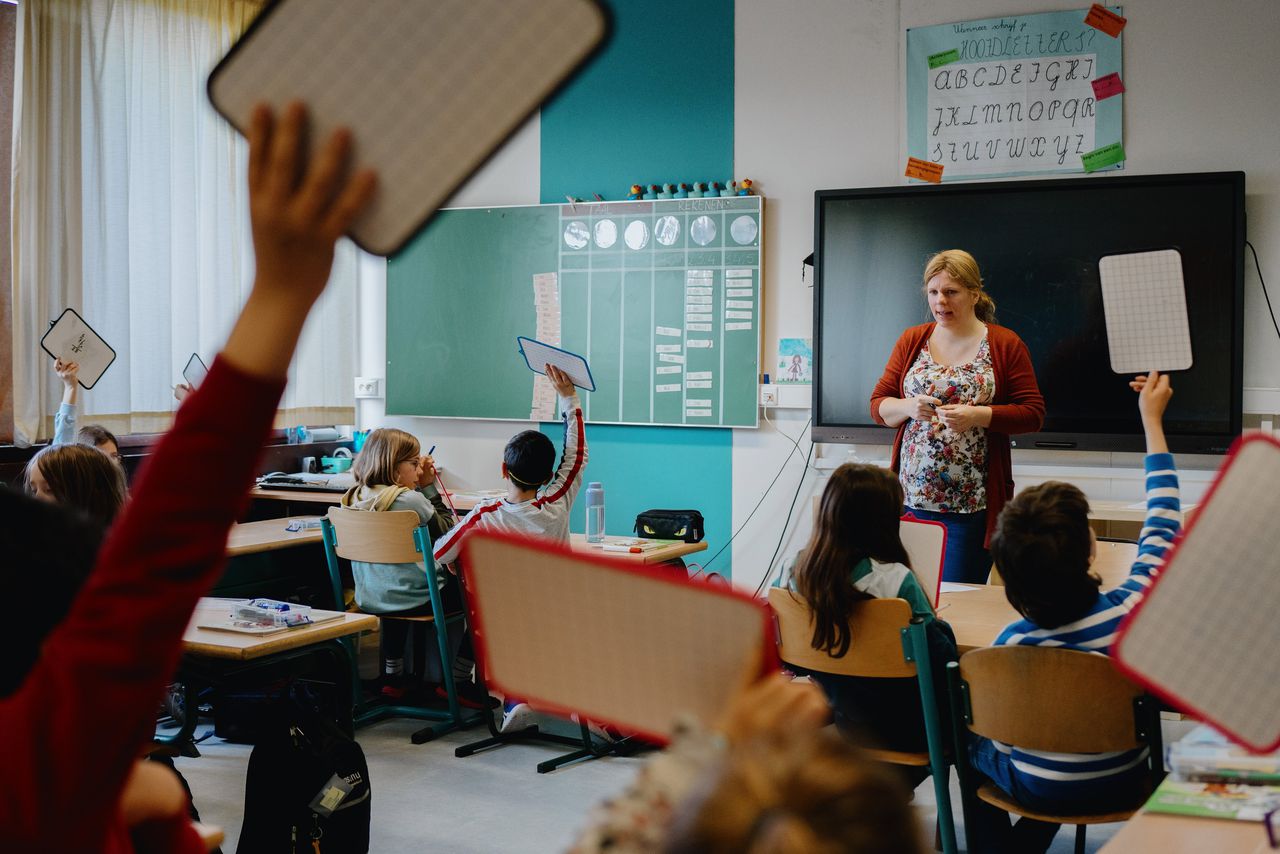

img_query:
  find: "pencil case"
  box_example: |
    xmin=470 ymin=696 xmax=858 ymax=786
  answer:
xmin=633 ymin=509 xmax=705 ymax=543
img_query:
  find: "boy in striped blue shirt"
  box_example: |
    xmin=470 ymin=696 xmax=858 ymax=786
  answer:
xmin=972 ymin=370 xmax=1180 ymax=853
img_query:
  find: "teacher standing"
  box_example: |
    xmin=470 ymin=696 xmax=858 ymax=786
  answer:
xmin=870 ymin=250 xmax=1045 ymax=583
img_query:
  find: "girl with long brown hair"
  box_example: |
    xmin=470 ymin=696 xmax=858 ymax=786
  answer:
xmin=780 ymin=463 xmax=957 ymax=767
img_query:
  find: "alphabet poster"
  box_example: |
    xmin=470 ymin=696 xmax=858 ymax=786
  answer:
xmin=906 ymin=7 xmax=1124 ymax=180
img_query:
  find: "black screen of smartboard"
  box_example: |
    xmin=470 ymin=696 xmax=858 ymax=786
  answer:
xmin=816 ymin=179 xmax=1241 ymax=442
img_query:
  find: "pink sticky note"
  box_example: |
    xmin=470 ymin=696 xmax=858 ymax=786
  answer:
xmin=1092 ymin=72 xmax=1126 ymax=100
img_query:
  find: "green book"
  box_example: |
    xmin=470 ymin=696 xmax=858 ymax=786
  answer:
xmin=1145 ymin=777 xmax=1280 ymax=822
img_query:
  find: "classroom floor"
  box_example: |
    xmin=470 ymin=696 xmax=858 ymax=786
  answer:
xmin=171 ymin=711 xmax=1161 ymax=852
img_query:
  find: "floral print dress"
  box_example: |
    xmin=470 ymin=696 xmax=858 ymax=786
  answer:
xmin=900 ymin=331 xmax=996 ymax=513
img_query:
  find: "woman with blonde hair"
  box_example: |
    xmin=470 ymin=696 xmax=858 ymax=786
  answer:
xmin=341 ymin=427 xmax=469 ymax=700
xmin=870 ymin=250 xmax=1044 ymax=583
xmin=25 ymin=443 xmax=128 ymax=527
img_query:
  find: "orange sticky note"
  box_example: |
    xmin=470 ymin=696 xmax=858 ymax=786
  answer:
xmin=1084 ymin=4 xmax=1126 ymax=37
xmin=905 ymin=157 xmax=944 ymax=184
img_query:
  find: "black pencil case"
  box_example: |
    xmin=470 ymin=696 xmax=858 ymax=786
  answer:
xmin=633 ymin=509 xmax=705 ymax=543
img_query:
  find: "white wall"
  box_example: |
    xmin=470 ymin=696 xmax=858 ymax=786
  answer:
xmin=356 ymin=0 xmax=1280 ymax=592
xmin=726 ymin=0 xmax=1280 ymax=592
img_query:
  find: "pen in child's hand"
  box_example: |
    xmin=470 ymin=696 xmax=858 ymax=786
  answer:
xmin=427 ymin=445 xmax=436 ymax=455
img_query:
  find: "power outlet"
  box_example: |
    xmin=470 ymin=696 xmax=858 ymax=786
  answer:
xmin=354 ymin=377 xmax=382 ymax=399
xmin=760 ymin=386 xmax=778 ymax=407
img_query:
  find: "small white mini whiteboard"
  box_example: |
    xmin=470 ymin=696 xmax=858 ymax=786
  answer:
xmin=901 ymin=516 xmax=947 ymax=607
xmin=461 ymin=532 xmax=776 ymax=743
xmin=40 ymin=309 xmax=116 ymax=389
xmin=208 ymin=0 xmax=607 ymax=256
xmin=518 ymin=337 xmax=596 ymax=392
xmin=1115 ymin=435 xmax=1280 ymax=752
xmin=1099 ymin=249 xmax=1194 ymax=374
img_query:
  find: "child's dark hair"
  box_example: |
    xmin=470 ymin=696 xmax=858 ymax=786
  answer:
xmin=0 ymin=487 xmax=104 ymax=696
xmin=990 ymin=481 xmax=1101 ymax=628
xmin=664 ymin=728 xmax=923 ymax=854
xmin=504 ymin=430 xmax=555 ymax=490
xmin=794 ymin=464 xmax=911 ymax=657
xmin=76 ymin=424 xmax=119 ymax=452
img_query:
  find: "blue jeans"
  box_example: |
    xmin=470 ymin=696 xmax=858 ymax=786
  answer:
xmin=906 ymin=507 xmax=991 ymax=583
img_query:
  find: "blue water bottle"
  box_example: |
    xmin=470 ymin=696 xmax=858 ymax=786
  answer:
xmin=585 ymin=482 xmax=605 ymax=543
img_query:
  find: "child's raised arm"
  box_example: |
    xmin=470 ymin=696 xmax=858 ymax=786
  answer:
xmin=1115 ymin=371 xmax=1181 ymax=596
xmin=540 ymin=363 xmax=588 ymax=506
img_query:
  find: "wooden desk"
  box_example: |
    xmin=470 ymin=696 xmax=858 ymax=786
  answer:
xmin=226 ymin=517 xmax=324 ymax=556
xmin=250 ymin=486 xmax=488 ymax=512
xmin=570 ymin=533 xmax=708 ymax=565
xmin=1099 ymin=811 xmax=1270 ymax=853
xmin=938 ymin=584 xmax=1019 ymax=652
xmin=183 ymin=599 xmax=376 ymax=661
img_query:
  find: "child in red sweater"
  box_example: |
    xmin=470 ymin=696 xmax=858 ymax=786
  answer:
xmin=0 ymin=103 xmax=375 ymax=853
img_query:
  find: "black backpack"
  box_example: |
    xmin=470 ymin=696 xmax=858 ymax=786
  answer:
xmin=237 ymin=690 xmax=372 ymax=853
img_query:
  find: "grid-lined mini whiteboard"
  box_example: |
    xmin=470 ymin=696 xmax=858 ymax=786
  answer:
xmin=462 ymin=533 xmax=774 ymax=742
xmin=518 ymin=337 xmax=596 ymax=392
xmin=1098 ymin=249 xmax=1193 ymax=374
xmin=1115 ymin=436 xmax=1280 ymax=752
xmin=208 ymin=0 xmax=607 ymax=256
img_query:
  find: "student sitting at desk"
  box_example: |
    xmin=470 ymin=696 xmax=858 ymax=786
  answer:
xmin=776 ymin=463 xmax=957 ymax=787
xmin=25 ymin=441 xmax=128 ymax=527
xmin=433 ymin=363 xmax=586 ymax=727
xmin=432 ymin=363 xmax=587 ymax=566
xmin=971 ymin=370 xmax=1181 ymax=853
xmin=0 ymin=101 xmax=376 ymax=852
xmin=339 ymin=428 xmax=468 ymax=701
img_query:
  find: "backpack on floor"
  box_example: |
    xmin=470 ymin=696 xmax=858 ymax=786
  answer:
xmin=236 ymin=688 xmax=371 ymax=854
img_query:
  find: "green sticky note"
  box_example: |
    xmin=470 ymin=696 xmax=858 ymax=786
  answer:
xmin=1082 ymin=142 xmax=1126 ymax=172
xmin=928 ymin=48 xmax=960 ymax=69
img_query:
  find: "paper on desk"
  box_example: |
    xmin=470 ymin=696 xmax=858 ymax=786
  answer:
xmin=939 ymin=582 xmax=979 ymax=593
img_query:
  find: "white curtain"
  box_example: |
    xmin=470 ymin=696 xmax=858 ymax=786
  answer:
xmin=11 ymin=0 xmax=358 ymax=444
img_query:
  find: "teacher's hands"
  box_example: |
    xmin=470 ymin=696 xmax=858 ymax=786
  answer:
xmin=904 ymin=395 xmax=942 ymax=421
xmin=937 ymin=404 xmax=993 ymax=432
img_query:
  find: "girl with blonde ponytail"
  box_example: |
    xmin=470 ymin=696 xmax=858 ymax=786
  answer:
xmin=870 ymin=250 xmax=1045 ymax=583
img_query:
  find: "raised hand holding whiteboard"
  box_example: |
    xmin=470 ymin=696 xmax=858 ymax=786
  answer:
xmin=518 ymin=337 xmax=596 ymax=392
xmin=1099 ymin=249 xmax=1193 ymax=374
xmin=461 ymin=532 xmax=776 ymax=742
xmin=207 ymin=0 xmax=607 ymax=256
xmin=40 ymin=309 xmax=116 ymax=389
xmin=1115 ymin=435 xmax=1280 ymax=752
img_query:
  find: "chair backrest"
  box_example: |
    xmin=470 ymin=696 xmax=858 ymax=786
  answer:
xmin=768 ymin=587 xmax=915 ymax=678
xmin=325 ymin=507 xmax=425 ymax=565
xmin=957 ymin=646 xmax=1146 ymax=753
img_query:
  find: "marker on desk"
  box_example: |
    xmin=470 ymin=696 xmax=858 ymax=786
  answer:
xmin=602 ymin=544 xmax=644 ymax=553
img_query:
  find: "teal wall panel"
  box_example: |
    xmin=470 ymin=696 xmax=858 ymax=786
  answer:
xmin=540 ymin=0 xmax=736 ymax=573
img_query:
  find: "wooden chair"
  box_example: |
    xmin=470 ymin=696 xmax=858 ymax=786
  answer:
xmin=768 ymin=588 xmax=957 ymax=854
xmin=321 ymin=507 xmax=483 ymax=744
xmin=945 ymin=646 xmax=1164 ymax=854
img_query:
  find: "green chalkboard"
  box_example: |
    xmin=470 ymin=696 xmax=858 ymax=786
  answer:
xmin=387 ymin=196 xmax=763 ymax=428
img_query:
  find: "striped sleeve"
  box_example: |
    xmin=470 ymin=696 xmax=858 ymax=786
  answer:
xmin=1107 ymin=452 xmax=1181 ymax=606
xmin=432 ymin=499 xmax=503 ymax=565
xmin=536 ymin=392 xmax=588 ymax=508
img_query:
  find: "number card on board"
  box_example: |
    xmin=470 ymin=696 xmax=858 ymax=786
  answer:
xmin=901 ymin=516 xmax=947 ymax=607
xmin=1099 ymin=248 xmax=1194 ymax=374
xmin=1115 ymin=435 xmax=1280 ymax=752
xmin=40 ymin=309 xmax=116 ymax=389
xmin=518 ymin=337 xmax=596 ymax=392
xmin=461 ymin=532 xmax=777 ymax=743
xmin=208 ymin=0 xmax=607 ymax=256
